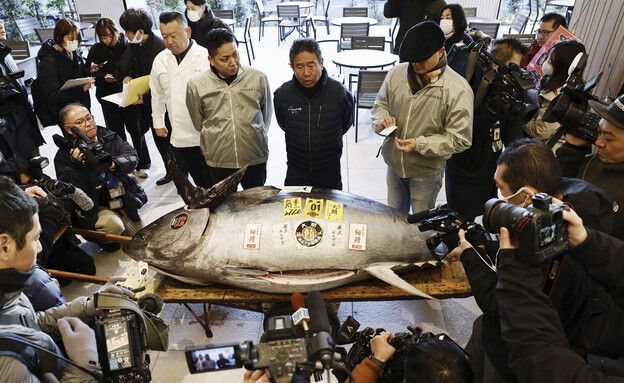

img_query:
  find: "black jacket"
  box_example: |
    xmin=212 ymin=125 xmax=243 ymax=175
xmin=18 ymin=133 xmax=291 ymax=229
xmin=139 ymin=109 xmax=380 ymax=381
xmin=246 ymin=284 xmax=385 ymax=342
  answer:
xmin=54 ymin=127 xmax=142 ymax=230
xmin=185 ymin=8 xmax=231 ymax=49
xmin=36 ymin=40 xmax=91 ymax=123
xmin=496 ymin=229 xmax=624 ymax=382
xmin=274 ymin=69 xmax=354 ymax=172
xmin=460 ymin=177 xmax=616 ymax=379
xmin=86 ymin=34 xmax=128 ymax=99
xmin=384 ymin=0 xmax=447 ymax=54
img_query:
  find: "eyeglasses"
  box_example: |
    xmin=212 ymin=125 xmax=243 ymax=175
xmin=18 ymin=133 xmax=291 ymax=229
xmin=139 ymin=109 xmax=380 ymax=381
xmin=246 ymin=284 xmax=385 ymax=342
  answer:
xmin=65 ymin=115 xmax=94 ymax=128
xmin=536 ymin=29 xmax=556 ymax=36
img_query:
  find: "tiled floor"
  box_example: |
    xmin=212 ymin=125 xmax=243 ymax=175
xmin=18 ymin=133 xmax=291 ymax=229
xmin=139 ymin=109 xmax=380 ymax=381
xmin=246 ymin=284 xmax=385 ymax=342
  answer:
xmin=36 ymin=23 xmax=481 ymax=382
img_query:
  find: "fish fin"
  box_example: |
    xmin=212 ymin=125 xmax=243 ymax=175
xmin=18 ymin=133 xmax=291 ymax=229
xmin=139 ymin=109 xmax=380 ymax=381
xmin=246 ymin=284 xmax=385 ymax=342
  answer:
xmin=167 ymin=155 xmax=247 ymax=209
xmin=149 ymin=264 xmax=214 ymax=286
xmin=364 ymin=264 xmax=438 ymax=300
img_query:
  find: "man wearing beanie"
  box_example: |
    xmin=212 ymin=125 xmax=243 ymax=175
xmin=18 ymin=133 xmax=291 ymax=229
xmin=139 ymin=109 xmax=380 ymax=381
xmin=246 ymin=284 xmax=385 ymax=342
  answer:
xmin=372 ymin=21 xmax=473 ymax=213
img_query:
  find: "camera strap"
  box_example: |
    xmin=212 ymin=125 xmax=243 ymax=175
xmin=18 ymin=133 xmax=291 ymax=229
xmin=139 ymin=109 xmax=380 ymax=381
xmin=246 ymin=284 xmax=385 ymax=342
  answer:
xmin=542 ymin=253 xmax=565 ymax=297
xmin=546 ymin=125 xmax=568 ymax=149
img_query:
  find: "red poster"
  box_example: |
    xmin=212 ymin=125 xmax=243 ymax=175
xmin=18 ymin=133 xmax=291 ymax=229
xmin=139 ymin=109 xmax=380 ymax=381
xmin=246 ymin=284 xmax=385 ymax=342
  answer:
xmin=526 ymin=26 xmax=583 ymax=84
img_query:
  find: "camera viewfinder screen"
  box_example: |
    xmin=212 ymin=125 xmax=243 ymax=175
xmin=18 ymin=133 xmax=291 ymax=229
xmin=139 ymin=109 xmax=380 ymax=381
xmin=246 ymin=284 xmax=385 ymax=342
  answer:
xmin=191 ymin=346 xmax=238 ymax=372
xmin=538 ymin=224 xmax=557 ymax=248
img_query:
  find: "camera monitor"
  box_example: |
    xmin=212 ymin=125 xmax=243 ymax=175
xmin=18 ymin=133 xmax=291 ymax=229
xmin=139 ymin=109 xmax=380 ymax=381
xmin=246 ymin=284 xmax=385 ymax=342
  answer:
xmin=186 ymin=342 xmax=243 ymax=374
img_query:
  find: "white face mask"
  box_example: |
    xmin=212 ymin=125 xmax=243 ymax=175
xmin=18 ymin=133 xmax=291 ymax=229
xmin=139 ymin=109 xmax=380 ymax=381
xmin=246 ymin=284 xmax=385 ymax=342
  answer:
xmin=440 ymin=19 xmax=455 ymax=36
xmin=129 ymin=31 xmax=143 ymax=45
xmin=542 ymin=60 xmax=553 ymax=76
xmin=497 ymin=187 xmax=532 ymax=208
xmin=65 ymin=40 xmax=79 ymax=52
xmin=187 ymin=9 xmax=203 ymax=22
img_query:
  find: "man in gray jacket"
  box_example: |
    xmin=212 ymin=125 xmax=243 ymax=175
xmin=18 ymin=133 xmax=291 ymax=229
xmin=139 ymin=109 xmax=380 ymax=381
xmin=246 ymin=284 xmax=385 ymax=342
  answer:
xmin=186 ymin=28 xmax=272 ymax=189
xmin=372 ymin=21 xmax=473 ymax=213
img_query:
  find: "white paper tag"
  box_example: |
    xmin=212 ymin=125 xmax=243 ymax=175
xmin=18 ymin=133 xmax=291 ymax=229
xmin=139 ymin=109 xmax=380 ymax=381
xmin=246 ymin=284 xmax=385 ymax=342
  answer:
xmin=379 ymin=125 xmax=398 ymax=136
xmin=243 ymin=223 xmax=262 ymax=250
xmin=348 ymin=223 xmax=367 ymax=251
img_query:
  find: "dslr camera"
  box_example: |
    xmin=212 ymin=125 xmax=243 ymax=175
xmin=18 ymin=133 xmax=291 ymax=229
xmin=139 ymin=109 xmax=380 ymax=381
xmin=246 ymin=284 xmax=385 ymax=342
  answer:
xmin=53 ymin=126 xmax=112 ymax=173
xmin=185 ymin=291 xmax=339 ymax=383
xmin=542 ymin=52 xmax=604 ymax=145
xmin=484 ymin=193 xmax=570 ymax=263
xmin=93 ymin=292 xmax=169 ymax=383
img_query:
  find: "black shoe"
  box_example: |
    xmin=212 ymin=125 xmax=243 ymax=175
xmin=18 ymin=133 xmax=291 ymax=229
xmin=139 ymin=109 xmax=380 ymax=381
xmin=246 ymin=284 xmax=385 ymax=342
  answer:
xmin=156 ymin=174 xmax=172 ymax=185
xmin=100 ymin=242 xmax=121 ymax=252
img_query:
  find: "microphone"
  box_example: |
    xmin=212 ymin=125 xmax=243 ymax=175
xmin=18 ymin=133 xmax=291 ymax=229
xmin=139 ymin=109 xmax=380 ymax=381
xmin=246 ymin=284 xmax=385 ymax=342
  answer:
xmin=291 ymin=293 xmax=311 ymax=338
xmin=306 ymin=290 xmax=335 ymax=370
xmin=138 ymin=293 xmax=165 ymax=315
xmin=407 ymin=203 xmax=448 ymax=224
xmin=42 ymin=179 xmax=94 ymax=211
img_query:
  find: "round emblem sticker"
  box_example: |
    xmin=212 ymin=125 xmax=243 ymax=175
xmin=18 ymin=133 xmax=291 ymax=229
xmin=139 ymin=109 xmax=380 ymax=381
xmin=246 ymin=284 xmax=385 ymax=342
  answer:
xmin=170 ymin=213 xmax=189 ymax=230
xmin=295 ymin=221 xmax=323 ymax=247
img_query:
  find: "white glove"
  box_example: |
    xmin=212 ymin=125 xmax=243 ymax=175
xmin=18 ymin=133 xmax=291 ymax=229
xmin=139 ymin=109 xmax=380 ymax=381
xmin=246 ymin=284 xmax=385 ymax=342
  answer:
xmin=86 ymin=276 xmax=135 ymax=317
xmin=58 ymin=317 xmax=99 ymax=369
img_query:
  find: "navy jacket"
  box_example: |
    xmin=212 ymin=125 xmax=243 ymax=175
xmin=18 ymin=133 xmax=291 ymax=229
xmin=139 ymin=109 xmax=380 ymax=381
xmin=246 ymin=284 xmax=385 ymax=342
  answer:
xmin=274 ymin=69 xmax=354 ymax=172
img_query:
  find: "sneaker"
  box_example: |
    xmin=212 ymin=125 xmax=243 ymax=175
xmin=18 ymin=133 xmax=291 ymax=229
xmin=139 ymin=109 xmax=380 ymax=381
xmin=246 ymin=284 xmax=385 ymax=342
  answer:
xmin=136 ymin=168 xmax=150 ymax=178
xmin=156 ymin=174 xmax=173 ymax=185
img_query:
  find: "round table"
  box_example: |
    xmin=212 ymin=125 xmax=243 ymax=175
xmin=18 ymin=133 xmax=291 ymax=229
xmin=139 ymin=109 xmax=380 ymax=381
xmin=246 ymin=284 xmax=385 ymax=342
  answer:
xmin=284 ymin=1 xmax=314 ymax=9
xmin=330 ymin=17 xmax=379 ymax=26
xmin=331 ymin=49 xmax=398 ymax=70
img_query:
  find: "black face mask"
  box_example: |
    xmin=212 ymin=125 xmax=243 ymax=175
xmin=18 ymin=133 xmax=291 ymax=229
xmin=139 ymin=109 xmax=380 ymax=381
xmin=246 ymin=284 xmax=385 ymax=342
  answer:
xmin=0 ymin=266 xmax=36 ymax=294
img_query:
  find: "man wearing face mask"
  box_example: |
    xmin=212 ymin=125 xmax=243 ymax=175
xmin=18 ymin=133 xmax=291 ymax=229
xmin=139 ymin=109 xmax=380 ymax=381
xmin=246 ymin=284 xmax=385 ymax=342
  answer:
xmin=372 ymin=21 xmax=473 ymax=214
xmin=184 ymin=0 xmax=231 ymax=49
xmin=446 ymin=138 xmax=619 ymax=383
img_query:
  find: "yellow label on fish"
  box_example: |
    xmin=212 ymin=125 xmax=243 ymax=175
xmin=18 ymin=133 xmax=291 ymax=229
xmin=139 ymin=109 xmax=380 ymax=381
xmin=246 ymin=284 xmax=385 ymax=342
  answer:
xmin=283 ymin=198 xmax=302 ymax=217
xmin=304 ymin=198 xmax=324 ymax=218
xmin=324 ymin=200 xmax=343 ymax=222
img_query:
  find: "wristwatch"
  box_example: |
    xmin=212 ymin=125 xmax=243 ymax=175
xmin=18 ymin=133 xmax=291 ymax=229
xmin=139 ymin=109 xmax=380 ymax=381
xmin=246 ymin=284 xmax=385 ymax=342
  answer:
xmin=369 ymin=354 xmax=386 ymax=369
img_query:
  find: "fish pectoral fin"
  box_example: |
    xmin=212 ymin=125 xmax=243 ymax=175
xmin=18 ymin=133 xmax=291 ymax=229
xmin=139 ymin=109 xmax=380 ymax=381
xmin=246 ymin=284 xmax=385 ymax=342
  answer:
xmin=364 ymin=264 xmax=438 ymax=301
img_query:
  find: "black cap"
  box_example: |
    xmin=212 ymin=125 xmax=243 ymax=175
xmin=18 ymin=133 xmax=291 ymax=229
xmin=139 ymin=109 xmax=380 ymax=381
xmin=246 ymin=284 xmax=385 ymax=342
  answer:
xmin=589 ymin=94 xmax=624 ymax=130
xmin=399 ymin=21 xmax=445 ymax=63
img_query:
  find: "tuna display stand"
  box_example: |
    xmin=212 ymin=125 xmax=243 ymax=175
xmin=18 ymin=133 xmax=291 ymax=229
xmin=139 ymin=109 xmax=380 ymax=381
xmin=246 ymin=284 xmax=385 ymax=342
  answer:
xmin=122 ymin=260 xmax=472 ymax=338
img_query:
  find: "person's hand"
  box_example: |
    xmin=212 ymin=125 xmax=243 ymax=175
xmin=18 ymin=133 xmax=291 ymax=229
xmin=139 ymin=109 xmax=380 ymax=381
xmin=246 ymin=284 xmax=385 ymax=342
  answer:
xmin=89 ymin=62 xmax=100 ymax=73
xmin=499 ymin=227 xmax=518 ymax=249
xmin=131 ymin=93 xmax=144 ymax=105
xmin=243 ymin=370 xmax=271 ymax=383
xmin=446 ymin=229 xmax=473 ymax=262
xmin=24 ymin=186 xmax=47 ymax=198
xmin=70 ymin=148 xmax=86 ymax=165
xmin=109 ymin=161 xmax=116 ymax=171
xmin=123 ymin=76 xmax=132 ymax=84
xmin=83 ymin=79 xmax=95 ymax=92
xmin=155 ymin=127 xmax=168 ymax=138
xmin=565 ymin=133 xmax=589 ymax=147
xmin=562 ymin=209 xmax=588 ymax=248
xmin=370 ymin=332 xmax=396 ymax=363
xmin=58 ymin=317 xmax=99 ymax=368
xmin=379 ymin=116 xmax=396 ymax=131
xmin=104 ymin=73 xmax=116 ymax=83
xmin=86 ymin=276 xmax=136 ymax=316
xmin=395 ymin=137 xmax=417 ymax=153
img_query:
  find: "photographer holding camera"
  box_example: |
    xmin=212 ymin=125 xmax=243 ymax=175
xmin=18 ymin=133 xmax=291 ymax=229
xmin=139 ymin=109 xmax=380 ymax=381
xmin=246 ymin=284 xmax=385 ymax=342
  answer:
xmin=447 ymin=138 xmax=617 ymax=382
xmin=496 ymin=208 xmax=624 ymax=382
xmin=0 ymin=175 xmax=137 ymax=382
xmin=556 ymin=93 xmax=624 ymax=241
xmin=54 ymin=104 xmax=146 ymax=252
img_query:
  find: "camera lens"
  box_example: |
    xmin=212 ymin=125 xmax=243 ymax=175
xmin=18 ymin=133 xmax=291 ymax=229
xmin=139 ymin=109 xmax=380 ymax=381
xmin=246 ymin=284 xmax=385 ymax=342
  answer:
xmin=483 ymin=198 xmax=530 ymax=235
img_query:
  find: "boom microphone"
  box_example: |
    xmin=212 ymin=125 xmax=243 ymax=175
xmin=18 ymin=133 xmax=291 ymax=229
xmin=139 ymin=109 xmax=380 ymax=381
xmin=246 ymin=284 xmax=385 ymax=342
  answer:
xmin=291 ymin=293 xmax=311 ymax=338
xmin=41 ymin=179 xmax=94 ymax=211
xmin=306 ymin=290 xmax=335 ymax=370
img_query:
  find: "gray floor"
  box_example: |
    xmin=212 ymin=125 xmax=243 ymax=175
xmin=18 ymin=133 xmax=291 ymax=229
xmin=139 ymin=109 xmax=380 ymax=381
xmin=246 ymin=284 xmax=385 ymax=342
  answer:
xmin=35 ymin=24 xmax=481 ymax=382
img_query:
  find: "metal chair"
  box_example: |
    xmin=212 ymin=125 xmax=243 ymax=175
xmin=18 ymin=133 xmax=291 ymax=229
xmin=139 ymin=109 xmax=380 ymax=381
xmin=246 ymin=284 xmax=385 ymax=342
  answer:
xmin=355 ymin=70 xmax=387 ymax=143
xmin=463 ymin=7 xmax=477 ymax=17
xmin=78 ymin=13 xmax=100 ymax=47
xmin=34 ymin=27 xmax=55 ymax=43
xmin=386 ymin=17 xmax=399 ymax=52
xmin=502 ymin=33 xmax=536 ymax=46
xmin=351 ymin=36 xmax=385 ymax=51
xmin=469 ymin=22 xmax=500 ymax=39
xmin=236 ymin=16 xmax=256 ymax=65
xmin=3 ymin=40 xmax=30 ymax=60
xmin=255 ymin=0 xmax=279 ymax=41
xmin=528 ymin=0 xmax=541 ymax=33
xmin=309 ymin=0 xmax=331 ymax=35
xmin=13 ymin=17 xmax=42 ymax=42
xmin=78 ymin=13 xmax=101 ymax=24
xmin=277 ymin=4 xmax=305 ymax=46
xmin=339 ymin=22 xmax=369 ymax=52
xmin=509 ymin=13 xmax=529 ymax=33
xmin=213 ymin=9 xmax=236 ymax=31
xmin=343 ymin=7 xmax=368 ymax=17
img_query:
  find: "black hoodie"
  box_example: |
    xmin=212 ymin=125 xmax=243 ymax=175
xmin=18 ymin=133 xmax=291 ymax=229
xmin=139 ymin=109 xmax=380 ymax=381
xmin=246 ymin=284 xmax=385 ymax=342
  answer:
xmin=185 ymin=8 xmax=231 ymax=49
xmin=36 ymin=39 xmax=91 ymax=124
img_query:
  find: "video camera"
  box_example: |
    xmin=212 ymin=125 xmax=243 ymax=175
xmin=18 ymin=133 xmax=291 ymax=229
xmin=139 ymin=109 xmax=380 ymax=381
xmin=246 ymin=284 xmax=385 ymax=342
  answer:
xmin=448 ymin=41 xmax=538 ymax=127
xmin=93 ymin=292 xmax=169 ymax=383
xmin=542 ymin=52 xmax=604 ymax=145
xmin=408 ymin=205 xmax=488 ymax=261
xmin=185 ymin=291 xmax=342 ymax=383
xmin=53 ymin=126 xmax=112 ymax=173
xmin=332 ymin=316 xmax=469 ymax=383
xmin=484 ymin=193 xmax=570 ymax=263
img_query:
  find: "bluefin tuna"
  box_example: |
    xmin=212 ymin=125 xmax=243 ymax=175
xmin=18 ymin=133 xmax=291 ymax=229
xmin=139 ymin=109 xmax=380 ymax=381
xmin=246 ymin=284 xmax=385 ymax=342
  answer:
xmin=123 ymin=163 xmax=439 ymax=298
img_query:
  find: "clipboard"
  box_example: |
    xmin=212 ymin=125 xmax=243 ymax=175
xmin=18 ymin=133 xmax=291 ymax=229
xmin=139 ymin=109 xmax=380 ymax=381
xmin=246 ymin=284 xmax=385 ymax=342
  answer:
xmin=102 ymin=75 xmax=150 ymax=107
xmin=59 ymin=77 xmax=94 ymax=91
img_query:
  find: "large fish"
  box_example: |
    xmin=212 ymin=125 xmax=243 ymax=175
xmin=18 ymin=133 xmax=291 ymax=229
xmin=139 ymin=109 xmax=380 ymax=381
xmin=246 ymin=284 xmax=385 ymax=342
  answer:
xmin=123 ymin=163 xmax=439 ymax=298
